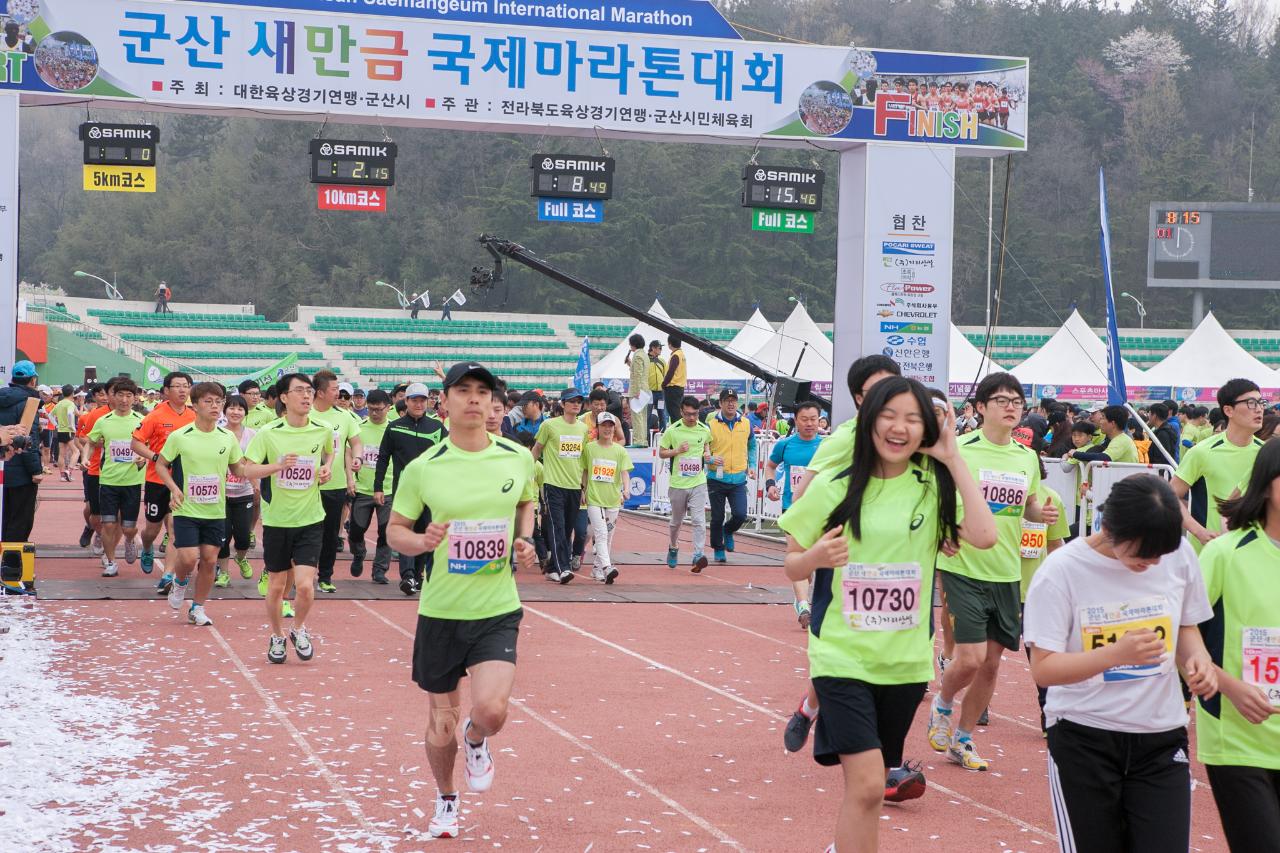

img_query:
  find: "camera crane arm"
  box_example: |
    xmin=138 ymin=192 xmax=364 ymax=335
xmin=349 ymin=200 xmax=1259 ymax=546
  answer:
xmin=474 ymin=234 xmax=830 ymax=408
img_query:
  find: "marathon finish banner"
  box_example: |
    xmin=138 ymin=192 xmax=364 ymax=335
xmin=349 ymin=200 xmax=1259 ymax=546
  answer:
xmin=0 ymin=0 xmax=1028 ymax=150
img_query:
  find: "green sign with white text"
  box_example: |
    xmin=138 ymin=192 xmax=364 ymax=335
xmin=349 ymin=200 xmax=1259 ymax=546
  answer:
xmin=751 ymin=208 xmax=815 ymax=234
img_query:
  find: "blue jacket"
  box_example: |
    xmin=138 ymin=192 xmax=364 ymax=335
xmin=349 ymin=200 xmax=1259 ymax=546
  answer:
xmin=0 ymin=382 xmax=42 ymax=488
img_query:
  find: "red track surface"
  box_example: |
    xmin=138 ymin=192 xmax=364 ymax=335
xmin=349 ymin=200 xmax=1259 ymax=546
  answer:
xmin=3 ymin=478 xmax=1230 ymax=852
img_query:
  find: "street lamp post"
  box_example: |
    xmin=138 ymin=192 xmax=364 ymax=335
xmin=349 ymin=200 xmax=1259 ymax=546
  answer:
xmin=1120 ymin=291 xmax=1147 ymax=330
xmin=73 ymin=270 xmax=123 ymax=300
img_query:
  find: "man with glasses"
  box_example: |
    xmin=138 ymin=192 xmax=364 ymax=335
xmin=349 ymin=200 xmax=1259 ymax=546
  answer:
xmin=243 ymin=373 xmax=334 ymax=663
xmin=1171 ymin=378 xmax=1266 ymax=553
xmin=927 ymin=372 xmax=1058 ymax=772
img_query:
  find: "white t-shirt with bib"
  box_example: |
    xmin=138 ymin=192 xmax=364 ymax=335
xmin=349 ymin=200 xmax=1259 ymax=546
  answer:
xmin=1024 ymin=536 xmax=1212 ymax=734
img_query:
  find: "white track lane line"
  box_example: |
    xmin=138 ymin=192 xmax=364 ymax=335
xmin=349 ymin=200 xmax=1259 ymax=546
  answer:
xmin=352 ymin=601 xmax=746 ymax=851
xmin=522 ymin=604 xmax=1057 ymax=841
xmin=668 ymin=604 xmax=1042 ymax=733
xmin=210 ymin=626 xmax=394 ymax=849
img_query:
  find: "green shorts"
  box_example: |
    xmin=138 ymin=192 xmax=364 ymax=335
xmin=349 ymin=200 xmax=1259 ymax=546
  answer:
xmin=939 ymin=570 xmax=1021 ymax=651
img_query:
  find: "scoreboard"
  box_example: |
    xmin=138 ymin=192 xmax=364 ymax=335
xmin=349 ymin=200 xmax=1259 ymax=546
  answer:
xmin=1148 ymin=202 xmax=1280 ymax=290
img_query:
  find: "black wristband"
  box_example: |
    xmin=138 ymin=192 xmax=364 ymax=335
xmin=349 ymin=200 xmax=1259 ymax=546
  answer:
xmin=765 ymin=478 xmax=776 ymax=491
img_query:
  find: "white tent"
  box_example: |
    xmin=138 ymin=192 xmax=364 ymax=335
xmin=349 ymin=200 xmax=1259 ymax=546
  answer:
xmin=1139 ymin=312 xmax=1272 ymax=389
xmin=950 ymin=324 xmax=1004 ymax=384
xmin=1010 ymin=309 xmax=1146 ymax=388
xmin=590 ymin=300 xmax=746 ymax=390
xmin=724 ymin=307 xmax=775 ymax=360
xmin=746 ymin=301 xmax=835 ymax=381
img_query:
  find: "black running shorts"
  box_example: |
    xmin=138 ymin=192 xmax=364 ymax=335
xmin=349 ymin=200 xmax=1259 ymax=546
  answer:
xmin=811 ymin=677 xmax=927 ymax=768
xmin=83 ymin=473 xmax=101 ymax=516
xmin=412 ymin=609 xmax=522 ymax=695
xmin=99 ymin=483 xmax=141 ymax=526
xmin=262 ymin=521 xmax=323 ymax=573
xmin=144 ymin=481 xmax=171 ymax=524
xmin=173 ymin=516 xmax=226 ymax=549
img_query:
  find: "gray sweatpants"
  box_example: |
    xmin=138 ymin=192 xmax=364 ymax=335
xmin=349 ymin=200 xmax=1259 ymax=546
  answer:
xmin=668 ymin=483 xmax=707 ymax=554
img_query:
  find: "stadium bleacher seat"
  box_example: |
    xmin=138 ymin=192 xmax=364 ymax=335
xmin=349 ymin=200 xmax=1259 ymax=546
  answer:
xmin=310 ymin=316 xmax=555 ymax=336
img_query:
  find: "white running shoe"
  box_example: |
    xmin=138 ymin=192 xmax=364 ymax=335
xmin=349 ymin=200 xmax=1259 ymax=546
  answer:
xmin=188 ymin=604 xmax=213 ymax=626
xmin=167 ymin=580 xmax=187 ymax=610
xmin=124 ymin=537 xmax=138 ymax=565
xmin=570 ymin=555 xmax=582 ymax=572
xmin=591 ymin=566 xmax=606 ymax=582
xmin=289 ymin=627 xmax=314 ymax=661
xmin=428 ymin=793 xmax=460 ymax=839
xmin=100 ymin=560 xmax=118 ymax=578
xmin=91 ymin=531 xmax=104 ymax=557
xmin=461 ymin=718 xmax=495 ymax=792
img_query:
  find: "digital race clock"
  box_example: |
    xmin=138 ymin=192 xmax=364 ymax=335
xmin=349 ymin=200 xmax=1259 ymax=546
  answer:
xmin=530 ymin=154 xmax=614 ymax=200
xmin=309 ymin=139 xmax=397 ymax=187
xmin=79 ymin=122 xmax=158 ymax=166
xmin=741 ymin=165 xmax=824 ymax=212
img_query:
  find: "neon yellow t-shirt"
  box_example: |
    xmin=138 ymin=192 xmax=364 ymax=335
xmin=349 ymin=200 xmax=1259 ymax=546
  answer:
xmin=939 ymin=431 xmax=1041 ymax=583
xmin=535 ymin=417 xmax=589 ymax=490
xmin=392 ymin=435 xmax=538 ymax=621
xmin=1196 ymin=526 xmax=1280 ymax=770
xmin=659 ymin=420 xmax=711 ymax=489
xmin=583 ymin=441 xmax=633 ymax=508
xmin=159 ymin=423 xmax=244 ymax=520
xmin=779 ymin=462 xmax=942 ymax=684
xmin=244 ymin=418 xmax=333 ymax=528
xmin=1175 ymin=433 xmax=1262 ymax=553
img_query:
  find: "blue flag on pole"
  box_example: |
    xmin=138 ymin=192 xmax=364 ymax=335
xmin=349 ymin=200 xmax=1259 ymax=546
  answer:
xmin=574 ymin=336 xmax=592 ymax=395
xmin=1099 ymin=168 xmax=1127 ymax=405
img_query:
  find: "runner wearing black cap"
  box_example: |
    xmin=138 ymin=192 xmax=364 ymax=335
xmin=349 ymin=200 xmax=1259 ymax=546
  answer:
xmin=387 ymin=362 xmax=538 ymax=839
xmin=375 ymin=381 xmax=447 ymax=595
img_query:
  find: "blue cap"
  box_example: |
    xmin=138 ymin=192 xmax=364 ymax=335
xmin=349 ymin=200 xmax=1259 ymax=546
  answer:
xmin=11 ymin=360 xmax=36 ymax=380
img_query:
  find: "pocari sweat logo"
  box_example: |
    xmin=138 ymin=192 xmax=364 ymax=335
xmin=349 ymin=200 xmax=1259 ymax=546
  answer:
xmin=882 ymin=241 xmax=935 ymax=256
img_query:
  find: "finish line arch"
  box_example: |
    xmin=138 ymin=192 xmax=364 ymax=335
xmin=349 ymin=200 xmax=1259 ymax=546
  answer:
xmin=0 ymin=0 xmax=1028 ymax=419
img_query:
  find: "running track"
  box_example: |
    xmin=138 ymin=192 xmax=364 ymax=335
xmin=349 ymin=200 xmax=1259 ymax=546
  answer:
xmin=3 ymin=479 xmax=1229 ymax=851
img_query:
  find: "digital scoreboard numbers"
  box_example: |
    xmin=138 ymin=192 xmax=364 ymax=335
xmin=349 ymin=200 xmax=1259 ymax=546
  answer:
xmin=741 ymin=165 xmax=824 ymax=212
xmin=1147 ymin=202 xmax=1280 ymax=289
xmin=80 ymin=122 xmax=158 ymax=193
xmin=309 ymin=139 xmax=397 ymax=187
xmin=530 ymin=155 xmax=614 ymax=200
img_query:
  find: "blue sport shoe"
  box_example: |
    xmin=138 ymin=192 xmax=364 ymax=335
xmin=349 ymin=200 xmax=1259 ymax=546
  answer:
xmin=724 ymin=532 xmax=735 ymax=552
xmin=140 ymin=549 xmax=154 ymax=574
xmin=714 ymin=549 xmax=727 ymax=563
xmin=666 ymin=548 xmax=678 ymax=569
xmin=155 ymin=572 xmax=174 ymax=595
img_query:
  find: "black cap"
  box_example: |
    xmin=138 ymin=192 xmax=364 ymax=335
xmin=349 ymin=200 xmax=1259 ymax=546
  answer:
xmin=718 ymin=387 xmax=738 ymax=402
xmin=442 ymin=362 xmax=498 ymax=392
xmin=560 ymin=387 xmax=585 ymax=402
xmin=519 ymin=389 xmax=544 ymax=405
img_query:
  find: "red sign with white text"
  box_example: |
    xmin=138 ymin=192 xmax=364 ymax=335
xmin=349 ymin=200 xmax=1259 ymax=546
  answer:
xmin=316 ymin=185 xmax=387 ymax=212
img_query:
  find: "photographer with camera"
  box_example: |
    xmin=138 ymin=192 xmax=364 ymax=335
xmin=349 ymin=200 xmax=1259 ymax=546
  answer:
xmin=0 ymin=360 xmax=45 ymax=541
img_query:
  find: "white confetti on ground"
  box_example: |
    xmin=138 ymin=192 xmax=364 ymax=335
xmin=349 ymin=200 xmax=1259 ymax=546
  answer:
xmin=0 ymin=602 xmax=184 ymax=851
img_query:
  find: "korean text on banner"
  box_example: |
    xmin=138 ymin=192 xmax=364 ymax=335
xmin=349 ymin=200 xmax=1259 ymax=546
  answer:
xmin=0 ymin=1 xmax=1026 ymax=152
